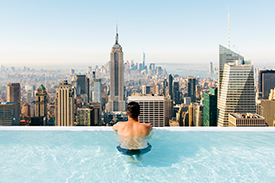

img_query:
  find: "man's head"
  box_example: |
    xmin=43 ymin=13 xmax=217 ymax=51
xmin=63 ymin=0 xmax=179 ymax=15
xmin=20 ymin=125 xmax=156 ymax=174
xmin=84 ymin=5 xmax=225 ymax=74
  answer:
xmin=127 ymin=101 xmax=140 ymax=119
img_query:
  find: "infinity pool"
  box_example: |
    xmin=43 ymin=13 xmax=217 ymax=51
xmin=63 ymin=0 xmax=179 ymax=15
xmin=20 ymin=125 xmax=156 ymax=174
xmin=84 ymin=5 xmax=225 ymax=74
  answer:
xmin=0 ymin=127 xmax=275 ymax=182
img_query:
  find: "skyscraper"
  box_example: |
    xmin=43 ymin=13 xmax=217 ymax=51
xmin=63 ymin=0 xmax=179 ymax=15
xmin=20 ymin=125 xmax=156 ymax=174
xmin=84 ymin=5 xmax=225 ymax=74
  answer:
xmin=76 ymin=75 xmax=86 ymax=95
xmin=7 ymin=83 xmax=21 ymax=106
xmin=142 ymin=85 xmax=151 ymax=94
xmin=218 ymin=60 xmax=256 ymax=126
xmin=0 ymin=102 xmax=20 ymax=126
xmin=162 ymin=79 xmax=167 ymax=96
xmin=168 ymin=74 xmax=173 ymax=99
xmin=55 ymin=80 xmax=75 ymax=126
xmin=93 ymin=79 xmax=102 ymax=103
xmin=218 ymin=45 xmax=244 ymax=99
xmin=128 ymin=95 xmax=172 ymax=127
xmin=108 ymin=25 xmax=125 ymax=112
xmin=209 ymin=62 xmax=213 ymax=73
xmin=142 ymin=53 xmax=145 ymax=69
xmin=203 ymin=87 xmax=218 ymax=126
xmin=173 ymin=81 xmax=180 ymax=104
xmin=187 ymin=76 xmax=196 ymax=103
xmin=35 ymin=84 xmax=48 ymax=121
xmin=258 ymin=70 xmax=275 ymax=99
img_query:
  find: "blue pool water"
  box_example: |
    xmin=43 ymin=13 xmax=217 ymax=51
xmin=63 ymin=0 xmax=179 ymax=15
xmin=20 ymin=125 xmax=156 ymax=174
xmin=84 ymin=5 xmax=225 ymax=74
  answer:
xmin=0 ymin=127 xmax=275 ymax=182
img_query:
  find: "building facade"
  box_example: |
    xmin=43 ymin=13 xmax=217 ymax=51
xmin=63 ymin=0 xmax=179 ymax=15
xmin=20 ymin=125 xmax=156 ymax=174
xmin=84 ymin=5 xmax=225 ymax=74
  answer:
xmin=55 ymin=80 xmax=75 ymax=126
xmin=228 ymin=113 xmax=266 ymax=127
xmin=218 ymin=45 xmax=244 ymax=100
xmin=218 ymin=60 xmax=256 ymax=126
xmin=0 ymin=102 xmax=20 ymax=126
xmin=7 ymin=83 xmax=21 ymax=106
xmin=203 ymin=87 xmax=218 ymax=126
xmin=108 ymin=27 xmax=125 ymax=112
xmin=173 ymin=81 xmax=180 ymax=104
xmin=35 ymin=84 xmax=48 ymax=120
xmin=258 ymin=70 xmax=275 ymax=99
xmin=187 ymin=76 xmax=196 ymax=103
xmin=128 ymin=95 xmax=172 ymax=127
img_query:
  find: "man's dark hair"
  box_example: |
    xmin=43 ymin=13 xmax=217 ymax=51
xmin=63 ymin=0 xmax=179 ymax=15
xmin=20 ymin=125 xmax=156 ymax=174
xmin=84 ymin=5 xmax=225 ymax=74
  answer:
xmin=127 ymin=101 xmax=140 ymax=119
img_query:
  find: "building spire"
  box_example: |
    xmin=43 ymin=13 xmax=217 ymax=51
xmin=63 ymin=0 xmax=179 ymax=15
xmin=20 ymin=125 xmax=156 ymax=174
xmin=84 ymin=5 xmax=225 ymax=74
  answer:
xmin=228 ymin=3 xmax=230 ymax=50
xmin=115 ymin=22 xmax=119 ymax=44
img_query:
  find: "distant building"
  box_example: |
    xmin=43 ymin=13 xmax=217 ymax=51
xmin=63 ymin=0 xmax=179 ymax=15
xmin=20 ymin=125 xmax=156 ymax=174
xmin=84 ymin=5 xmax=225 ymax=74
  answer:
xmin=228 ymin=113 xmax=266 ymax=127
xmin=187 ymin=76 xmax=196 ymax=103
xmin=259 ymin=99 xmax=275 ymax=127
xmin=30 ymin=116 xmax=46 ymax=126
xmin=218 ymin=60 xmax=256 ymax=127
xmin=128 ymin=95 xmax=173 ymax=127
xmin=35 ymin=84 xmax=48 ymax=121
xmin=176 ymin=104 xmax=189 ymax=126
xmin=203 ymin=87 xmax=217 ymax=126
xmin=21 ymin=103 xmax=31 ymax=118
xmin=184 ymin=97 xmax=191 ymax=105
xmin=168 ymin=74 xmax=173 ymax=99
xmin=90 ymin=102 xmax=101 ymax=126
xmin=162 ymin=79 xmax=167 ymax=96
xmin=169 ymin=118 xmax=179 ymax=127
xmin=173 ymin=81 xmax=180 ymax=104
xmin=0 ymin=102 xmax=20 ymax=126
xmin=7 ymin=83 xmax=21 ymax=106
xmin=55 ymin=80 xmax=75 ymax=126
xmin=258 ymin=70 xmax=275 ymax=99
xmin=108 ymin=26 xmax=125 ymax=112
xmin=77 ymin=107 xmax=96 ymax=126
xmin=92 ymin=79 xmax=102 ymax=103
xmin=209 ymin=62 xmax=213 ymax=73
xmin=142 ymin=85 xmax=151 ymax=94
xmin=76 ymin=75 xmax=86 ymax=95
xmin=153 ymin=83 xmax=159 ymax=94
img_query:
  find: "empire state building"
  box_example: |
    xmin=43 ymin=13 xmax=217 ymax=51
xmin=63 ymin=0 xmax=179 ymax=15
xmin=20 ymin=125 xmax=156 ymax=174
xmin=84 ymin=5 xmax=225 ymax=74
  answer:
xmin=107 ymin=26 xmax=125 ymax=112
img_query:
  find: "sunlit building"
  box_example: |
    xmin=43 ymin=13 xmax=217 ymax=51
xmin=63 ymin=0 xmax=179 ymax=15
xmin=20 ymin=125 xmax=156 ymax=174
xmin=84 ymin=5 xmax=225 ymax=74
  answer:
xmin=55 ymin=80 xmax=75 ymax=126
xmin=218 ymin=60 xmax=256 ymax=126
xmin=108 ymin=26 xmax=125 ymax=112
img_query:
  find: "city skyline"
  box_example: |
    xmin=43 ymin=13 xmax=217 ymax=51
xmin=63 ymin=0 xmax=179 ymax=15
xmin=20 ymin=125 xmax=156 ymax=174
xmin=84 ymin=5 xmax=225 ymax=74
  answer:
xmin=0 ymin=1 xmax=274 ymax=66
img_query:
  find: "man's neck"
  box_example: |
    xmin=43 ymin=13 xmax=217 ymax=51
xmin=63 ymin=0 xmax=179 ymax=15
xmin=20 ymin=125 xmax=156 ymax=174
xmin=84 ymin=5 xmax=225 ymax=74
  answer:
xmin=128 ymin=117 xmax=139 ymax=123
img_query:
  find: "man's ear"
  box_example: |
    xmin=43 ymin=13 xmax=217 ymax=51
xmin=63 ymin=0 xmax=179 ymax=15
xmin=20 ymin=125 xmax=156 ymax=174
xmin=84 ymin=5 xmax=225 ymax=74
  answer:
xmin=126 ymin=111 xmax=129 ymax=116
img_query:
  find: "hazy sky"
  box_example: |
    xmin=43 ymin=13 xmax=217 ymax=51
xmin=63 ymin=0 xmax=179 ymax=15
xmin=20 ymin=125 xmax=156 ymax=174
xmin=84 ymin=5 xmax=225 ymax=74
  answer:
xmin=0 ymin=0 xmax=274 ymax=67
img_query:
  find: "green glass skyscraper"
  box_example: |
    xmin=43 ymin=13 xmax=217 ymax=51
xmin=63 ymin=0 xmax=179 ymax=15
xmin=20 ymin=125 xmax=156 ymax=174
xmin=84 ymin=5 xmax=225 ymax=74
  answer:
xmin=203 ymin=87 xmax=217 ymax=126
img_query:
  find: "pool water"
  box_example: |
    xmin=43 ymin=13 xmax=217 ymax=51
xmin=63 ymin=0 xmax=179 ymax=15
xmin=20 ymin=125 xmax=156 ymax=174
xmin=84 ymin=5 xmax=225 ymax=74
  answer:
xmin=0 ymin=127 xmax=275 ymax=182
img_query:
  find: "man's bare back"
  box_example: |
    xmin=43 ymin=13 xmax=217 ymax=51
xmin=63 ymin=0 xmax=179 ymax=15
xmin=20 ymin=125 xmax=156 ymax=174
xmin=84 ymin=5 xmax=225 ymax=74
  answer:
xmin=113 ymin=121 xmax=152 ymax=136
xmin=113 ymin=101 xmax=152 ymax=152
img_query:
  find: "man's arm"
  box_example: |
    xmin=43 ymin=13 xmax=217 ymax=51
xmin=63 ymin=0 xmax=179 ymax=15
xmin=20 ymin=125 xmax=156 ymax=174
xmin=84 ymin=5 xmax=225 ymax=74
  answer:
xmin=113 ymin=122 xmax=119 ymax=131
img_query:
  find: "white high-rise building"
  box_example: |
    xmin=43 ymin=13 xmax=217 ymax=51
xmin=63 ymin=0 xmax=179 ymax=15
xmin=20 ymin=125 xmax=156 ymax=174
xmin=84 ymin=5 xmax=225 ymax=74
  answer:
xmin=55 ymin=80 xmax=75 ymax=126
xmin=218 ymin=60 xmax=256 ymax=126
xmin=128 ymin=95 xmax=173 ymax=127
xmin=108 ymin=26 xmax=125 ymax=112
xmin=92 ymin=79 xmax=101 ymax=103
xmin=218 ymin=45 xmax=244 ymax=100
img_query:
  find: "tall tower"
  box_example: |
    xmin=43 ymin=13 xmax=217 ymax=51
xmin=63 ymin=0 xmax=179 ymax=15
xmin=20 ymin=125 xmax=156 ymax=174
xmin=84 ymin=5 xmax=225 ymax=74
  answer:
xmin=142 ymin=53 xmax=145 ymax=69
xmin=187 ymin=76 xmax=196 ymax=103
xmin=55 ymin=80 xmax=75 ymax=126
xmin=108 ymin=25 xmax=125 ymax=112
xmin=173 ymin=81 xmax=180 ymax=104
xmin=7 ymin=83 xmax=21 ymax=106
xmin=218 ymin=45 xmax=244 ymax=99
xmin=218 ymin=60 xmax=256 ymax=126
xmin=168 ymin=74 xmax=173 ymax=99
xmin=35 ymin=84 xmax=47 ymax=120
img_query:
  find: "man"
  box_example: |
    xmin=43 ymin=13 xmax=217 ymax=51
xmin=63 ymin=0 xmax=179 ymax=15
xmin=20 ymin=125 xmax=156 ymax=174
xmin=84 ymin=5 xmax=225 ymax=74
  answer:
xmin=113 ymin=101 xmax=152 ymax=155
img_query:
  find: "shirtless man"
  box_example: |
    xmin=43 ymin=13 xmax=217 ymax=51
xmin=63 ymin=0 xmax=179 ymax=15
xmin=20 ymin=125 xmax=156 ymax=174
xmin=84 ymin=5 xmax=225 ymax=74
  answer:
xmin=113 ymin=101 xmax=152 ymax=155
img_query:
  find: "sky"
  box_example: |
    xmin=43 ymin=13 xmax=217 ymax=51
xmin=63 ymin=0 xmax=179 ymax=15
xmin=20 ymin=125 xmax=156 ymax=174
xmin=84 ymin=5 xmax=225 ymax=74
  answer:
xmin=0 ymin=0 xmax=274 ymax=68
